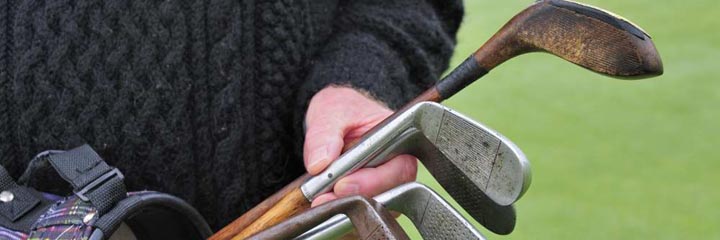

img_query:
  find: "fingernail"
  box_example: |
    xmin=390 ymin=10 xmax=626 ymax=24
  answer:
xmin=337 ymin=182 xmax=360 ymax=195
xmin=308 ymin=146 xmax=329 ymax=172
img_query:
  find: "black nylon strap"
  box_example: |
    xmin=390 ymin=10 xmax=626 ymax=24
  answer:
xmin=94 ymin=192 xmax=212 ymax=239
xmin=0 ymin=165 xmax=46 ymax=227
xmin=0 ymin=186 xmax=41 ymax=222
xmin=47 ymin=145 xmax=127 ymax=214
xmin=48 ymin=145 xmax=113 ymax=190
xmin=0 ymin=166 xmax=18 ymax=191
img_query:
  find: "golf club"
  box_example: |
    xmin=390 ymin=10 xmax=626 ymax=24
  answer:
xmin=302 ymin=101 xmax=527 ymax=234
xmin=247 ymin=195 xmax=409 ymax=240
xmin=295 ymin=182 xmax=487 ymax=240
xmin=212 ymin=0 xmax=663 ymax=238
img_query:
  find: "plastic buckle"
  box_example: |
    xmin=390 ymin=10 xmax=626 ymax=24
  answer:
xmin=75 ymin=168 xmax=124 ymax=202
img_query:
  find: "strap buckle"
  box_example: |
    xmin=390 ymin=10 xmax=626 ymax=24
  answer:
xmin=75 ymin=168 xmax=124 ymax=202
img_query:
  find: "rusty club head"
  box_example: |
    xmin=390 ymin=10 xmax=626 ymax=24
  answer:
xmin=437 ymin=0 xmax=663 ymax=99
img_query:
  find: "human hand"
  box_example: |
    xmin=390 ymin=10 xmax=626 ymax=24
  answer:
xmin=304 ymin=86 xmax=418 ymax=207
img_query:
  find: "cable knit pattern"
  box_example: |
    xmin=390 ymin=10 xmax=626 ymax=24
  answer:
xmin=0 ymin=0 xmax=462 ymax=229
xmin=0 ymin=0 xmax=13 ymax=175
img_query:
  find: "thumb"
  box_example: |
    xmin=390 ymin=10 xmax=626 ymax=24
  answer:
xmin=303 ymin=88 xmax=355 ymax=175
xmin=303 ymin=113 xmax=346 ymax=175
xmin=303 ymin=86 xmax=392 ymax=175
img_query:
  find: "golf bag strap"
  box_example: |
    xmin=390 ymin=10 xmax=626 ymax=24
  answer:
xmin=0 ymin=165 xmax=18 ymax=191
xmin=93 ymin=191 xmax=213 ymax=239
xmin=0 ymin=165 xmax=46 ymax=228
xmin=46 ymin=145 xmax=127 ymax=214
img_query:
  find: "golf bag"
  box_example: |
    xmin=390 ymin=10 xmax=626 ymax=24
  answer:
xmin=0 ymin=145 xmax=212 ymax=239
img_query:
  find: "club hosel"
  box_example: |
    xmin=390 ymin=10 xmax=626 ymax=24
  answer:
xmin=300 ymin=101 xmax=448 ymax=201
xmin=300 ymin=107 xmax=419 ymax=200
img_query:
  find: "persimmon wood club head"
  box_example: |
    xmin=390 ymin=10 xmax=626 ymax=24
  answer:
xmin=437 ymin=0 xmax=663 ymax=99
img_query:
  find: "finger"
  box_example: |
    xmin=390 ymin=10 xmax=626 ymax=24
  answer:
xmin=333 ymin=154 xmax=418 ymax=198
xmin=310 ymin=155 xmax=418 ymax=207
xmin=310 ymin=192 xmax=339 ymax=208
xmin=303 ymin=118 xmax=346 ymax=175
xmin=304 ymin=87 xmax=395 ymax=175
xmin=342 ymin=111 xmax=392 ymax=143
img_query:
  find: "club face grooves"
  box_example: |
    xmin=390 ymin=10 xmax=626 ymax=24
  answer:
xmin=424 ymin=103 xmax=531 ymax=205
xmin=412 ymin=104 xmax=526 ymax=234
xmin=418 ymin=143 xmax=517 ymax=235
xmin=362 ymin=102 xmax=529 ymax=207
xmin=378 ymin=183 xmax=487 ymax=239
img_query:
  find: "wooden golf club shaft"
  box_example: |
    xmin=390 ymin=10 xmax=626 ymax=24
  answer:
xmin=215 ymin=0 xmax=663 ymax=238
xmin=210 ymin=174 xmax=310 ymax=240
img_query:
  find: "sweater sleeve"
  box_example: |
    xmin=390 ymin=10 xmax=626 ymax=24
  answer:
xmin=296 ymin=0 xmax=464 ymax=112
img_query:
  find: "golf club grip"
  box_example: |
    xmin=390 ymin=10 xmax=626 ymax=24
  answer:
xmin=209 ymin=174 xmax=310 ymax=240
xmin=232 ymin=188 xmax=311 ymax=239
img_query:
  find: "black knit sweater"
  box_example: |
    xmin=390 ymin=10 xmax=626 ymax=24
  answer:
xmin=0 ymin=0 xmax=462 ymax=229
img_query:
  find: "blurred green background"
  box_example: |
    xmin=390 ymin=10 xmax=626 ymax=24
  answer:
xmin=404 ymin=0 xmax=720 ymax=239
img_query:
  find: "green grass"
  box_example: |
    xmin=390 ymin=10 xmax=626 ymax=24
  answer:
xmin=406 ymin=0 xmax=720 ymax=239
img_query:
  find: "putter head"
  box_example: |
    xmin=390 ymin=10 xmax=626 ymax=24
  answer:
xmin=475 ymin=0 xmax=663 ymax=79
xmin=296 ymin=182 xmax=489 ymax=239
xmin=249 ymin=196 xmax=409 ymax=240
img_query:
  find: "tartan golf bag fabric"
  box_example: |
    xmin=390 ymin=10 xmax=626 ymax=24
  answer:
xmin=0 ymin=145 xmax=212 ymax=239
